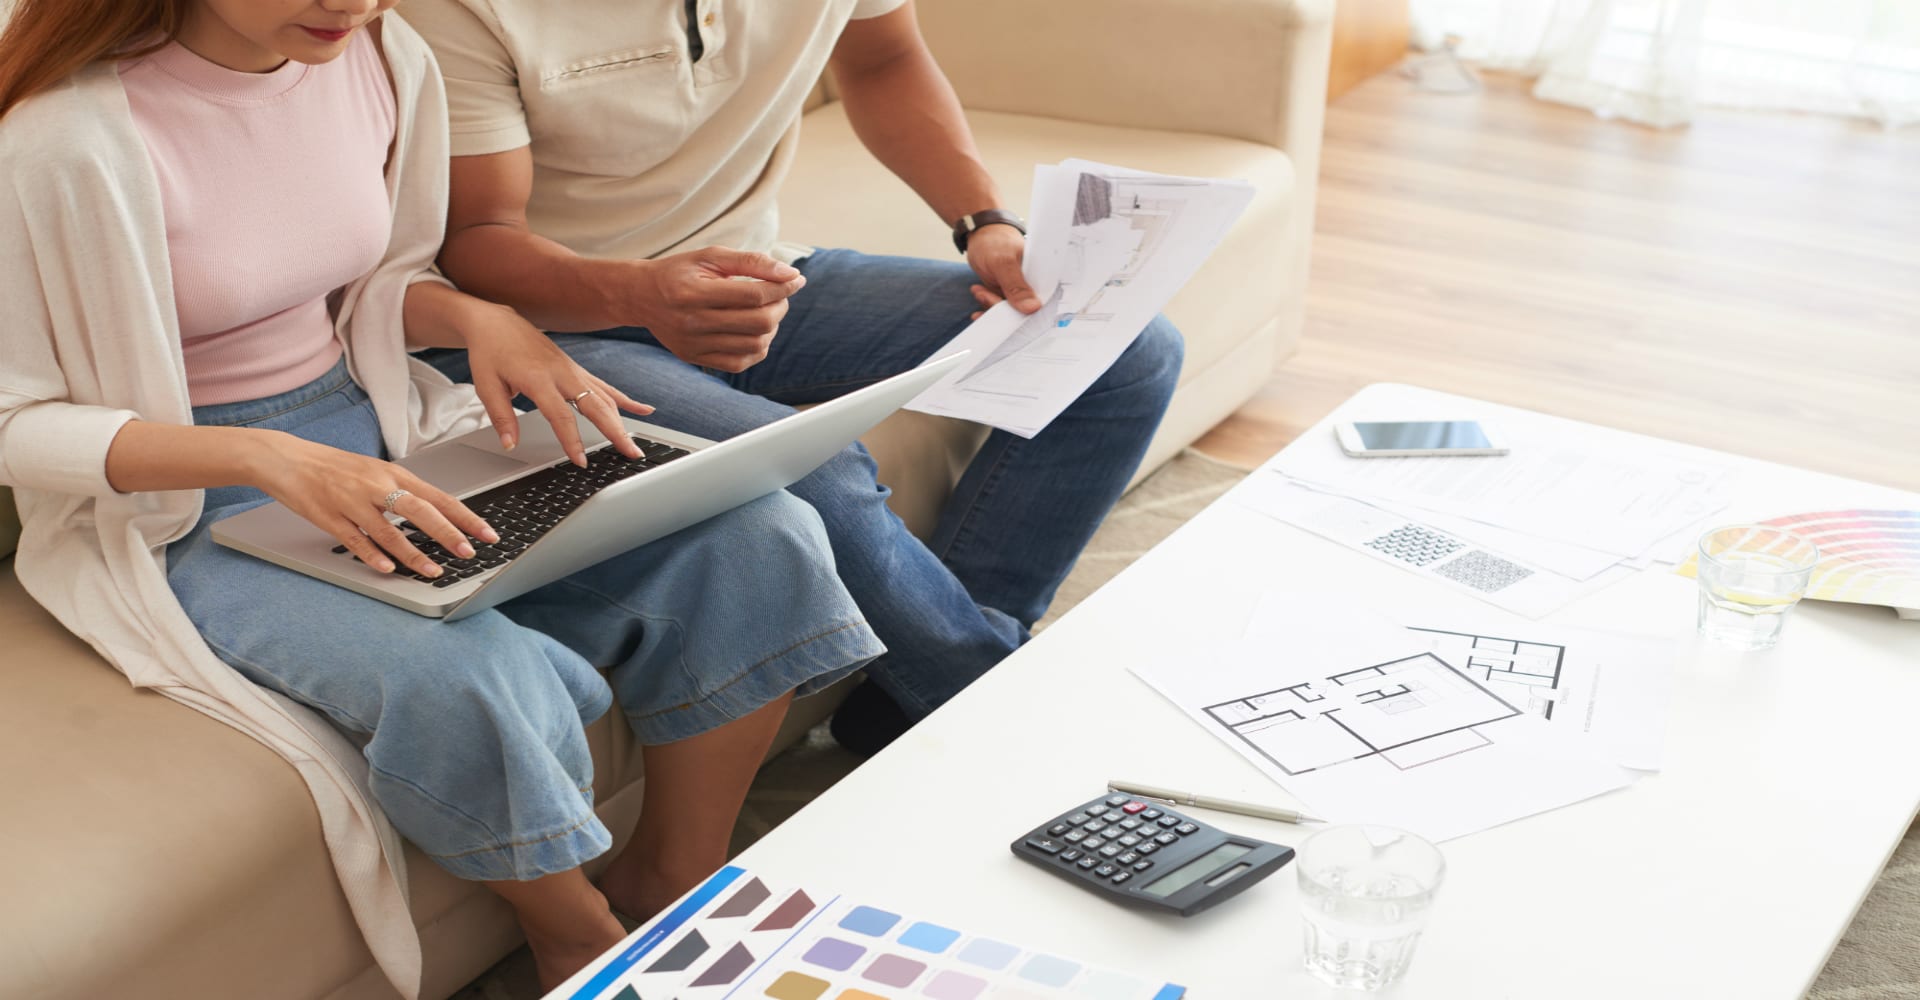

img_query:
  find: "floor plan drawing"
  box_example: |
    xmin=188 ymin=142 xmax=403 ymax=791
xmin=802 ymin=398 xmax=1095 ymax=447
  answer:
xmin=1137 ymin=597 xmax=1662 ymax=841
xmin=1203 ymin=652 xmax=1523 ymax=776
xmin=1405 ymin=628 xmax=1569 ymax=720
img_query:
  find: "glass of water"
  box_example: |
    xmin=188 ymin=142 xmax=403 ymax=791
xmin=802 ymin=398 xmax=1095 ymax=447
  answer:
xmin=1296 ymin=824 xmax=1444 ymax=991
xmin=1696 ymin=525 xmax=1820 ymax=650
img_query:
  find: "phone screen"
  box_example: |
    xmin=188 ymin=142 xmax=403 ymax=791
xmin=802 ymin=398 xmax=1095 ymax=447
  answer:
xmin=1353 ymin=420 xmax=1492 ymax=451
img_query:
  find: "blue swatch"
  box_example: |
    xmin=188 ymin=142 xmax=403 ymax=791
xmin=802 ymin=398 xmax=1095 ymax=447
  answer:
xmin=956 ymin=937 xmax=1019 ymax=971
xmin=837 ymin=905 xmax=901 ymax=937
xmin=1019 ymin=954 xmax=1081 ymax=987
xmin=897 ymin=921 xmax=962 ymax=954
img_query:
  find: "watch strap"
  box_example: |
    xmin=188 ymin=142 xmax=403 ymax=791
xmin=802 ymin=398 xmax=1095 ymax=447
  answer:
xmin=951 ymin=209 xmax=1027 ymax=254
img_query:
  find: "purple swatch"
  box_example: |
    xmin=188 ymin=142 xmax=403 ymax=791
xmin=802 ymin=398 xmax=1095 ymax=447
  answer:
xmin=800 ymin=936 xmax=865 ymax=972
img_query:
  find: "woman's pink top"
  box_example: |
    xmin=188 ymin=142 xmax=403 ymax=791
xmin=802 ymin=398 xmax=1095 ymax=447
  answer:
xmin=120 ymin=32 xmax=396 ymax=406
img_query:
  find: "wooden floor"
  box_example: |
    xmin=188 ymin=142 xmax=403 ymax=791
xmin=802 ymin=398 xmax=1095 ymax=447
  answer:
xmin=1193 ymin=71 xmax=1920 ymax=494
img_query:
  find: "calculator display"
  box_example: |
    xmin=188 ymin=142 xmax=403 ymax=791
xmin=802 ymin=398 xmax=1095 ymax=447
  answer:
xmin=1140 ymin=843 xmax=1252 ymax=898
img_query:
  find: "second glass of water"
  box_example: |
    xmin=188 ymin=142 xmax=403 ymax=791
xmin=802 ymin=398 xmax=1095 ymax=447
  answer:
xmin=1297 ymin=824 xmax=1444 ymax=991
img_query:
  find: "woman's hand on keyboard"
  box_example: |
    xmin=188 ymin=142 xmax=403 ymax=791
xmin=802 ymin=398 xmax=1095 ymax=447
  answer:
xmin=459 ymin=301 xmax=655 ymax=466
xmin=251 ymin=436 xmax=499 ymax=578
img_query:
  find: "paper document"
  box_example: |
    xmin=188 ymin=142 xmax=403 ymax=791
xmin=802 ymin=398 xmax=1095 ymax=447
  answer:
xmin=1244 ymin=593 xmax=1675 ymax=770
xmin=1133 ymin=597 xmax=1639 ymax=842
xmin=1233 ymin=472 xmax=1638 ymax=618
xmin=1274 ymin=422 xmax=1731 ymax=560
xmin=908 ymin=160 xmax=1253 ymax=437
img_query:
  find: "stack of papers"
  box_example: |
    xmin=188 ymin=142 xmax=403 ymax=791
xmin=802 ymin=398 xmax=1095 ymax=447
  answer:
xmin=1133 ymin=592 xmax=1676 ymax=842
xmin=1234 ymin=418 xmax=1733 ymax=617
xmin=908 ymin=160 xmax=1253 ymax=437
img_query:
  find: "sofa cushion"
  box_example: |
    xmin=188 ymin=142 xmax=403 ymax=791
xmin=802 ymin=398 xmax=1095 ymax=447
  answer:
xmin=0 ymin=564 xmax=657 ymax=1000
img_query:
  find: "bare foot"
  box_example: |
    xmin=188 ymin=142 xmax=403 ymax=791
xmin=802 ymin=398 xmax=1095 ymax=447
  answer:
xmin=526 ymin=912 xmax=626 ymax=993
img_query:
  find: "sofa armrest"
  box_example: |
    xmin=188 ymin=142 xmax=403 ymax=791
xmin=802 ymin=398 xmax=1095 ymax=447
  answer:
xmin=913 ymin=0 xmax=1333 ymax=154
xmin=910 ymin=0 xmax=1332 ymax=340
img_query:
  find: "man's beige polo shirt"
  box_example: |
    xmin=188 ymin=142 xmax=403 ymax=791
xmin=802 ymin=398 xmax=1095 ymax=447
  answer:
xmin=401 ymin=0 xmax=906 ymax=264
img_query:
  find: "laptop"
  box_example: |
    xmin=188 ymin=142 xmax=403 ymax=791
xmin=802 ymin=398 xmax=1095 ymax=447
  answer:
xmin=213 ymin=352 xmax=968 ymax=621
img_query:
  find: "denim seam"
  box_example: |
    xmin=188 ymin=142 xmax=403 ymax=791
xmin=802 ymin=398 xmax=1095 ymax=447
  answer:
xmin=932 ymin=433 xmax=1020 ymax=566
xmin=628 ymin=618 xmax=874 ymax=722
xmin=205 ymin=376 xmax=357 ymax=428
xmin=199 ymin=635 xmax=378 ymax=734
xmin=367 ymin=760 xmax=519 ymax=846
xmin=421 ymin=808 xmax=601 ymax=863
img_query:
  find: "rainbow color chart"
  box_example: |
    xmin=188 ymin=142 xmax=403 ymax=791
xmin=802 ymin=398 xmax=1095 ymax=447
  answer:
xmin=1678 ymin=509 xmax=1920 ymax=617
xmin=561 ymin=866 xmax=1185 ymax=1000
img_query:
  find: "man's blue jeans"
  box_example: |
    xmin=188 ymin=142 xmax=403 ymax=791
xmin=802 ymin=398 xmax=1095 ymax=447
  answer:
xmin=425 ymin=248 xmax=1182 ymax=718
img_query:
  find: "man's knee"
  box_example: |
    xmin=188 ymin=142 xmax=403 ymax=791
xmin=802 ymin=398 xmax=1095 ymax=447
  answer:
xmin=1108 ymin=316 xmax=1185 ymax=397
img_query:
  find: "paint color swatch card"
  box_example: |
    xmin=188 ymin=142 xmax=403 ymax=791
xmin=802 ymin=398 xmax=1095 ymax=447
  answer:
xmin=554 ymin=866 xmax=1185 ymax=1000
xmin=1675 ymin=510 xmax=1920 ymax=616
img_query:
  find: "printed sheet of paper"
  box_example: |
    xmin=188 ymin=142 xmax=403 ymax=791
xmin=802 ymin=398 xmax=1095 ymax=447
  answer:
xmin=1273 ymin=420 xmax=1731 ymax=561
xmin=1133 ymin=598 xmax=1637 ymax=842
xmin=907 ymin=160 xmax=1253 ymax=437
xmin=1245 ymin=594 xmax=1675 ymax=770
xmin=1232 ymin=472 xmax=1639 ymax=619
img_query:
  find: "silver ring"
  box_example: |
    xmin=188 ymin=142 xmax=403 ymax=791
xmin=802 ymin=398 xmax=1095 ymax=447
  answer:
xmin=381 ymin=489 xmax=410 ymax=514
xmin=567 ymin=389 xmax=594 ymax=410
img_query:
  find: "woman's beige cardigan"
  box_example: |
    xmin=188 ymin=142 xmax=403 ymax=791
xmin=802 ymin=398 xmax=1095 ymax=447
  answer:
xmin=0 ymin=16 xmax=489 ymax=997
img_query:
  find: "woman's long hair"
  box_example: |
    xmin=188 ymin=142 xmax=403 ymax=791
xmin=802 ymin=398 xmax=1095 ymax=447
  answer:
xmin=0 ymin=0 xmax=190 ymax=118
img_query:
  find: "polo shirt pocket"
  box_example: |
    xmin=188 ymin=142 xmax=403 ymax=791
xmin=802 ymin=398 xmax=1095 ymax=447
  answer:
xmin=531 ymin=46 xmax=688 ymax=176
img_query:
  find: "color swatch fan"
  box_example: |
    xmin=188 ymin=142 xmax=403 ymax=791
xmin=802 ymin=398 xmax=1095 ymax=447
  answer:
xmin=1677 ymin=510 xmax=1920 ymax=619
xmin=557 ymin=865 xmax=1185 ymax=1000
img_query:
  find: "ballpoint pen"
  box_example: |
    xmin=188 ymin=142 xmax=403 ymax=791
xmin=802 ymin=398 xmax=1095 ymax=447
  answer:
xmin=1108 ymin=779 xmax=1324 ymax=825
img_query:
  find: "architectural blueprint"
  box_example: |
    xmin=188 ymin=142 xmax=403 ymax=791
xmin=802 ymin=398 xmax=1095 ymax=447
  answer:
xmin=1134 ymin=599 xmax=1659 ymax=841
xmin=1241 ymin=593 xmax=1672 ymax=770
xmin=908 ymin=161 xmax=1252 ymax=437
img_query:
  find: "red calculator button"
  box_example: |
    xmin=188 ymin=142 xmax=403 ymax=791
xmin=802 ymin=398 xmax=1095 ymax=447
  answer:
xmin=1122 ymin=801 xmax=1148 ymax=814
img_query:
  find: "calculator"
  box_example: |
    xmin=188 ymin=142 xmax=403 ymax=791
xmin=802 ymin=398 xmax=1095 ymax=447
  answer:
xmin=1010 ymin=793 xmax=1295 ymax=917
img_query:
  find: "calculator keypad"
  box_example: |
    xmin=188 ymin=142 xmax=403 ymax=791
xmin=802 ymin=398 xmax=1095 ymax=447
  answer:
xmin=1024 ymin=796 xmax=1210 ymax=885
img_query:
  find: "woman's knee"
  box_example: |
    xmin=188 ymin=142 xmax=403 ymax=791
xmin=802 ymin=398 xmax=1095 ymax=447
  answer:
xmin=376 ymin=624 xmax=609 ymax=736
xmin=688 ymin=490 xmax=834 ymax=559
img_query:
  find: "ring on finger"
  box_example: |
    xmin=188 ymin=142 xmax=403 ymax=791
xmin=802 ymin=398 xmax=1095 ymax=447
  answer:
xmin=567 ymin=389 xmax=595 ymax=410
xmin=381 ymin=488 xmax=410 ymax=515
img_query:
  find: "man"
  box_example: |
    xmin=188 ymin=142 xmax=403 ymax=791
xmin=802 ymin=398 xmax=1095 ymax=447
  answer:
xmin=401 ymin=0 xmax=1183 ymax=753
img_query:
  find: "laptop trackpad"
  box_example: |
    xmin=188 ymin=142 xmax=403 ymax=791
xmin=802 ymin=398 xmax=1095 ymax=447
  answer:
xmin=399 ymin=444 xmax=533 ymax=496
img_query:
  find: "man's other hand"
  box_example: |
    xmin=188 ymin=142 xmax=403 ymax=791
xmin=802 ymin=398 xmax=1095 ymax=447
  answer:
xmin=628 ymin=247 xmax=806 ymax=371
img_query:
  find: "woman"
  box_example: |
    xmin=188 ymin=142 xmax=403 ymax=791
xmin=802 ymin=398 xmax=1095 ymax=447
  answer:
xmin=0 ymin=0 xmax=882 ymax=992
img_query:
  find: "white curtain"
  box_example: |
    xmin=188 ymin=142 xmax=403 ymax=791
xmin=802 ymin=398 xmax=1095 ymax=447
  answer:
xmin=1410 ymin=0 xmax=1920 ymax=128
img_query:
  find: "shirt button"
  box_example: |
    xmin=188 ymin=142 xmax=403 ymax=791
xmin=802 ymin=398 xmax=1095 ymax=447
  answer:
xmin=703 ymin=12 xmax=716 ymax=25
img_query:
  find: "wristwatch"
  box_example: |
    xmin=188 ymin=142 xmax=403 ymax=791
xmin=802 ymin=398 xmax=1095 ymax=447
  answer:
xmin=950 ymin=209 xmax=1027 ymax=254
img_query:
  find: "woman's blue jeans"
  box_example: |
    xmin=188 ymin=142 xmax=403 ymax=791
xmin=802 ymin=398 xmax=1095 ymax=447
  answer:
xmin=165 ymin=361 xmax=883 ymax=881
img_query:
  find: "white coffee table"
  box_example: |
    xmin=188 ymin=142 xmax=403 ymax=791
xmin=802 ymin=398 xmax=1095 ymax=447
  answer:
xmin=572 ymin=384 xmax=1920 ymax=999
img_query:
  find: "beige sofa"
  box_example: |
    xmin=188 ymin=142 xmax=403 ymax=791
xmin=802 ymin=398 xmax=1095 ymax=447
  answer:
xmin=0 ymin=2 xmax=1330 ymax=997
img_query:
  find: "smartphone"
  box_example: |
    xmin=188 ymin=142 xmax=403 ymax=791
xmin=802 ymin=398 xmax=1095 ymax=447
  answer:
xmin=1333 ymin=420 xmax=1508 ymax=458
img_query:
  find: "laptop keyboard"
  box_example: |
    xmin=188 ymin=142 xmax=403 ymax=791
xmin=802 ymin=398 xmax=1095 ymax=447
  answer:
xmin=330 ymin=436 xmax=689 ymax=588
